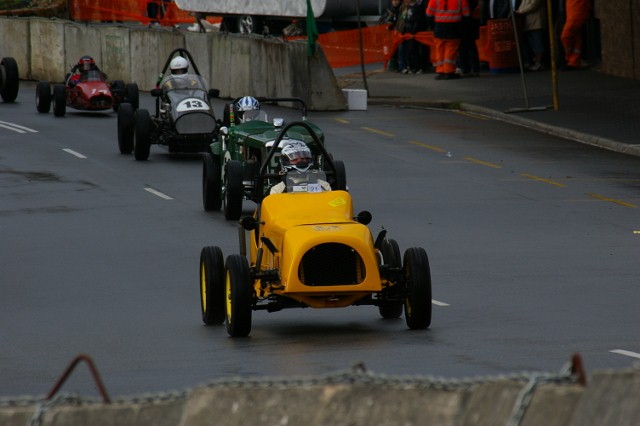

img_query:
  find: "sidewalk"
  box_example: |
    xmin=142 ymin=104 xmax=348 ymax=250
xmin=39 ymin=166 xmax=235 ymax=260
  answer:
xmin=337 ymin=65 xmax=640 ymax=158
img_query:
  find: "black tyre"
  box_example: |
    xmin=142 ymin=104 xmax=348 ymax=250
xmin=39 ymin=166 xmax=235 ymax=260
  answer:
xmin=378 ymin=239 xmax=403 ymax=319
xmin=0 ymin=57 xmax=19 ymax=102
xmin=52 ymin=84 xmax=66 ymax=117
xmin=36 ymin=81 xmax=51 ymax=113
xmin=223 ymin=160 xmax=243 ymax=220
xmin=125 ymin=83 xmax=139 ymax=110
xmin=117 ymin=103 xmax=135 ymax=154
xmin=200 ymin=246 xmax=226 ymax=325
xmin=133 ymin=108 xmax=152 ymax=161
xmin=225 ymin=254 xmax=252 ymax=337
xmin=327 ymin=159 xmax=347 ymax=191
xmin=403 ymin=247 xmax=432 ymax=330
xmin=203 ymin=153 xmax=222 ymax=211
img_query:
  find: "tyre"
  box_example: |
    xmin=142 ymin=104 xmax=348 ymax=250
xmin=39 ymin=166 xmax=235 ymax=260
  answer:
xmin=125 ymin=83 xmax=139 ymax=110
xmin=378 ymin=239 xmax=403 ymax=319
xmin=225 ymin=254 xmax=252 ymax=337
xmin=52 ymin=84 xmax=66 ymax=117
xmin=326 ymin=159 xmax=347 ymax=191
xmin=200 ymin=246 xmax=226 ymax=325
xmin=223 ymin=160 xmax=243 ymax=220
xmin=133 ymin=108 xmax=152 ymax=161
xmin=0 ymin=57 xmax=19 ymax=103
xmin=203 ymin=153 xmax=222 ymax=211
xmin=403 ymin=247 xmax=432 ymax=330
xmin=117 ymin=103 xmax=135 ymax=154
xmin=36 ymin=81 xmax=51 ymax=113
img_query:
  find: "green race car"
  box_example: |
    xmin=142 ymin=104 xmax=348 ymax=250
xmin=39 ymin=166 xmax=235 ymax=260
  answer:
xmin=202 ymin=97 xmax=346 ymax=220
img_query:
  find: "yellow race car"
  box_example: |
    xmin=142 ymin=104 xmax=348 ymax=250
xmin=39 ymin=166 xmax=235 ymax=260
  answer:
xmin=199 ymin=122 xmax=432 ymax=337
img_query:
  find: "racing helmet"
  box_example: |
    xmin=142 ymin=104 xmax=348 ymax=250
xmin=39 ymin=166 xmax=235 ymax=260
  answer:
xmin=79 ymin=55 xmax=96 ymax=72
xmin=169 ymin=56 xmax=189 ymax=76
xmin=280 ymin=140 xmax=313 ymax=173
xmin=235 ymin=96 xmax=260 ymax=122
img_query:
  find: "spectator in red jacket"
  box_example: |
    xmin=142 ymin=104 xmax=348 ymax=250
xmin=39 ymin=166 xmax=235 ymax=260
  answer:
xmin=561 ymin=0 xmax=591 ymax=70
xmin=426 ymin=0 xmax=471 ymax=80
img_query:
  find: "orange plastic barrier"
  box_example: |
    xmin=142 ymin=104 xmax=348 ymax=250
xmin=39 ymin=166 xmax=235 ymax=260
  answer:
xmin=299 ymin=24 xmax=492 ymax=70
xmin=68 ymin=0 xmax=198 ymax=26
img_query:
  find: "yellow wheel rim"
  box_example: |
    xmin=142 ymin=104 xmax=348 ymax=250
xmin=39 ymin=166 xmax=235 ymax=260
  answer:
xmin=200 ymin=261 xmax=207 ymax=312
xmin=225 ymin=271 xmax=232 ymax=322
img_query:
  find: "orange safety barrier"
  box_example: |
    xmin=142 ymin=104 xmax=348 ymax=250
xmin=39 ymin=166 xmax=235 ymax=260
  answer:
xmin=296 ymin=24 xmax=492 ymax=70
xmin=68 ymin=0 xmax=199 ymax=26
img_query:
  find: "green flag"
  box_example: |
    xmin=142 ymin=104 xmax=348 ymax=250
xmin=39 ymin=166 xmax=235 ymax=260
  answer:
xmin=306 ymin=0 xmax=319 ymax=56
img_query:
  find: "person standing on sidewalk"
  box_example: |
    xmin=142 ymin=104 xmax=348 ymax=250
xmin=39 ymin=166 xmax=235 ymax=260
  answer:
xmin=560 ymin=0 xmax=591 ymax=70
xmin=457 ymin=0 xmax=481 ymax=76
xmin=426 ymin=0 xmax=471 ymax=80
xmin=516 ymin=0 xmax=547 ymax=71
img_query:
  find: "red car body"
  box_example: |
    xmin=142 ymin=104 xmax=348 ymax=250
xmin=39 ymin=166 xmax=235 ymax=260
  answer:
xmin=36 ymin=70 xmax=138 ymax=117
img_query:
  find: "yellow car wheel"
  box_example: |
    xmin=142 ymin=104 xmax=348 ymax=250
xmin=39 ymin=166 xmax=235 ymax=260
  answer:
xmin=379 ymin=239 xmax=403 ymax=319
xmin=403 ymin=247 xmax=432 ymax=329
xmin=200 ymin=246 xmax=225 ymax=325
xmin=225 ymin=254 xmax=252 ymax=337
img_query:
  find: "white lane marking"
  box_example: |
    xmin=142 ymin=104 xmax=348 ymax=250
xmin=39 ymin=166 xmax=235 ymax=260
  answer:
xmin=610 ymin=349 xmax=640 ymax=359
xmin=144 ymin=187 xmax=173 ymax=200
xmin=432 ymin=300 xmax=449 ymax=306
xmin=0 ymin=121 xmax=38 ymax=133
xmin=62 ymin=149 xmax=87 ymax=159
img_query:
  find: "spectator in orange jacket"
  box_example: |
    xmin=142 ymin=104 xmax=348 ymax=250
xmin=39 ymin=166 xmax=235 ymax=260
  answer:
xmin=560 ymin=0 xmax=591 ymax=70
xmin=426 ymin=0 xmax=471 ymax=80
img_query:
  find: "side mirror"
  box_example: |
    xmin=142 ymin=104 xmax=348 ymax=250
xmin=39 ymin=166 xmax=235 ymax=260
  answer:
xmin=355 ymin=210 xmax=372 ymax=225
xmin=208 ymin=88 xmax=220 ymax=98
xmin=241 ymin=216 xmax=260 ymax=231
xmin=150 ymin=88 xmax=162 ymax=97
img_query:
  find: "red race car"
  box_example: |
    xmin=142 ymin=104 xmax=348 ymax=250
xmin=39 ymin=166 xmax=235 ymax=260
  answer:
xmin=36 ymin=70 xmax=139 ymax=117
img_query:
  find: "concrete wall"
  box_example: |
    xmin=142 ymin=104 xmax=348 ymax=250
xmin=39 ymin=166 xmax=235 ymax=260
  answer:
xmin=1 ymin=367 xmax=639 ymax=426
xmin=0 ymin=17 xmax=346 ymax=110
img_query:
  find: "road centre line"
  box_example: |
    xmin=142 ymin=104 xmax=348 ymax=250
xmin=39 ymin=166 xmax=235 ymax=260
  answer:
xmin=144 ymin=187 xmax=173 ymax=200
xmin=432 ymin=300 xmax=449 ymax=307
xmin=587 ymin=193 xmax=637 ymax=208
xmin=62 ymin=149 xmax=87 ymax=159
xmin=610 ymin=349 xmax=640 ymax=359
xmin=464 ymin=156 xmax=502 ymax=169
xmin=362 ymin=127 xmax=394 ymax=137
xmin=410 ymin=141 xmax=447 ymax=153
xmin=521 ymin=173 xmax=567 ymax=188
xmin=335 ymin=118 xmax=349 ymax=124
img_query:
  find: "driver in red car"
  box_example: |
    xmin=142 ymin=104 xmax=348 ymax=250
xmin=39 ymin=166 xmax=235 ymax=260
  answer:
xmin=67 ymin=55 xmax=106 ymax=86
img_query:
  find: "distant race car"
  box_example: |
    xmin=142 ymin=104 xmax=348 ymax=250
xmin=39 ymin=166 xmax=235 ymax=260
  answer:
xmin=199 ymin=121 xmax=433 ymax=337
xmin=202 ymin=97 xmax=346 ymax=220
xmin=0 ymin=57 xmax=19 ymax=102
xmin=117 ymin=48 xmax=220 ymax=160
xmin=36 ymin=70 xmax=138 ymax=117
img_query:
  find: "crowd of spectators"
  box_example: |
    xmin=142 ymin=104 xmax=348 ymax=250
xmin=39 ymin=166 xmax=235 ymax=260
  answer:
xmin=381 ymin=0 xmax=592 ymax=79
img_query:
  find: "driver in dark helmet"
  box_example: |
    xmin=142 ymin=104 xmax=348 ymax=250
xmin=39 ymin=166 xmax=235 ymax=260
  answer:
xmin=67 ymin=55 xmax=106 ymax=85
xmin=270 ymin=140 xmax=331 ymax=194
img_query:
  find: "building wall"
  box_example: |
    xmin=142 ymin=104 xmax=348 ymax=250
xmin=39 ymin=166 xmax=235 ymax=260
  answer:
xmin=596 ymin=0 xmax=640 ymax=79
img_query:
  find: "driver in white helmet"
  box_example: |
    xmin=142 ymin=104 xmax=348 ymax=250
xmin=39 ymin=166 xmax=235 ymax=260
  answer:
xmin=269 ymin=140 xmax=331 ymax=194
xmin=162 ymin=56 xmax=199 ymax=90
